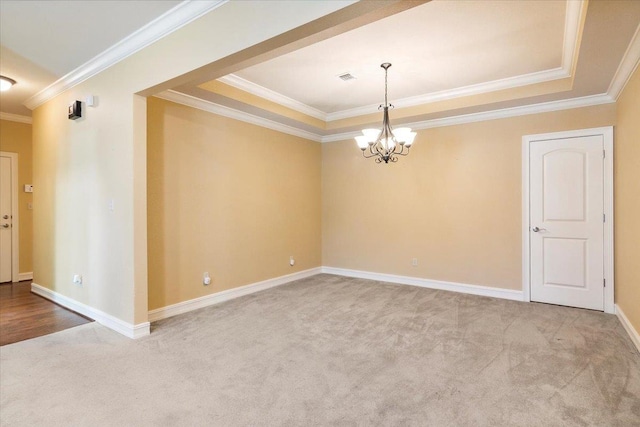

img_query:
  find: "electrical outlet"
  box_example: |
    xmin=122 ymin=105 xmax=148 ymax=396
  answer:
xmin=73 ymin=274 xmax=83 ymax=285
xmin=412 ymin=258 xmax=418 ymax=267
xmin=203 ymin=272 xmax=211 ymax=286
xmin=289 ymin=256 xmax=295 ymax=266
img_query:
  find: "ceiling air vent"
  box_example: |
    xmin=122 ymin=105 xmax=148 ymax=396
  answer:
xmin=337 ymin=72 xmax=356 ymax=81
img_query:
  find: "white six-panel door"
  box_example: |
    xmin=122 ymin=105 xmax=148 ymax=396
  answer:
xmin=529 ymin=135 xmax=605 ymax=311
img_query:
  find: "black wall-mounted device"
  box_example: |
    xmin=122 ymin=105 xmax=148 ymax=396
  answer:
xmin=68 ymin=100 xmax=82 ymax=120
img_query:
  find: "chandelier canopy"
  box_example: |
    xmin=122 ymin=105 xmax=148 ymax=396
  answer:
xmin=355 ymin=63 xmax=416 ymax=163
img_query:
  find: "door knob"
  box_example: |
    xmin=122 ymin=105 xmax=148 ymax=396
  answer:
xmin=2 ymin=215 xmax=8 ymax=219
xmin=532 ymin=226 xmax=546 ymax=232
xmin=1 ymin=224 xmax=9 ymax=228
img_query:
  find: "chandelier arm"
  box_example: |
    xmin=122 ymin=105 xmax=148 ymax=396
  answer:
xmin=364 ymin=143 xmax=380 ymax=159
xmin=372 ymin=143 xmax=382 ymax=157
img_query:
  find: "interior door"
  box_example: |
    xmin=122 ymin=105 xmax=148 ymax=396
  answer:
xmin=529 ymin=135 xmax=604 ymax=311
xmin=0 ymin=155 xmax=13 ymax=283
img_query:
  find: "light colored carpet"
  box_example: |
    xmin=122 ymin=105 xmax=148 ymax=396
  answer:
xmin=1 ymin=274 xmax=639 ymax=426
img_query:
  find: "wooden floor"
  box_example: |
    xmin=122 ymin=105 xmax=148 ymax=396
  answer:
xmin=0 ymin=281 xmax=92 ymax=346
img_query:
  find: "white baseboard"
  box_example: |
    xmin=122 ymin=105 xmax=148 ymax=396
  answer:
xmin=148 ymin=267 xmax=322 ymax=322
xmin=31 ymin=283 xmax=150 ymax=339
xmin=321 ymin=266 xmax=525 ymax=301
xmin=18 ymin=272 xmax=33 ymax=281
xmin=615 ymin=304 xmax=640 ymax=353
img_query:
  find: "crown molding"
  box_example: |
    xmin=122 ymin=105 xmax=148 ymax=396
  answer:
xmin=159 ymin=89 xmax=613 ymax=144
xmin=321 ymin=93 xmax=614 ymax=143
xmin=155 ymin=90 xmax=322 ymax=142
xmin=221 ymin=66 xmax=572 ymax=124
xmin=561 ymin=0 xmax=586 ymax=74
xmin=218 ymin=74 xmax=328 ymax=121
xmin=607 ymin=22 xmax=640 ymax=100
xmin=24 ymin=0 xmax=228 ymax=111
xmin=327 ymin=0 xmax=584 ymax=121
xmin=216 ymin=1 xmax=583 ymax=123
xmin=326 ymin=67 xmax=569 ymax=121
xmin=0 ymin=112 xmax=32 ymax=124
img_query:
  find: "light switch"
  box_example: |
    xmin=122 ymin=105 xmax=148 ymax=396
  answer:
xmin=24 ymin=184 xmax=33 ymax=193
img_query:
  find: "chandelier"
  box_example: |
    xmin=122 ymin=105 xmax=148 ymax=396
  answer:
xmin=355 ymin=63 xmax=416 ymax=163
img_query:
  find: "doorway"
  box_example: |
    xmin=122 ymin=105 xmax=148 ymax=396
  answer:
xmin=522 ymin=127 xmax=614 ymax=313
xmin=0 ymin=152 xmax=19 ymax=283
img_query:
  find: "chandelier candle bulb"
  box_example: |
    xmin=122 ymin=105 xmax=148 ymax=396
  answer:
xmin=405 ymin=132 xmax=417 ymax=147
xmin=354 ymin=63 xmax=416 ymax=164
xmin=356 ymin=136 xmax=370 ymax=150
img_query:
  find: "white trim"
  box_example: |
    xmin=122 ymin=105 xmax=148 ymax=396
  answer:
xmin=0 ymin=152 xmax=20 ymax=283
xmin=218 ymin=2 xmax=584 ymax=124
xmin=561 ymin=0 xmax=585 ymax=75
xmin=24 ymin=0 xmax=228 ymax=110
xmin=616 ymin=304 xmax=640 ymax=354
xmin=521 ymin=126 xmax=614 ymax=314
xmin=522 ymin=136 xmax=531 ymax=303
xmin=219 ymin=67 xmax=571 ymax=125
xmin=17 ymin=272 xmax=33 ymax=281
xmin=155 ymin=90 xmax=323 ymax=142
xmin=31 ymin=283 xmax=150 ymax=339
xmin=148 ymin=267 xmax=322 ymax=322
xmin=321 ymin=267 xmax=524 ymax=301
xmin=602 ymin=127 xmax=614 ymax=314
xmin=0 ymin=113 xmax=32 ymax=124
xmin=161 ymin=89 xmax=614 ymax=145
xmin=607 ymin=23 xmax=640 ymax=100
xmin=321 ymin=94 xmax=615 ymax=143
xmin=326 ymin=67 xmax=570 ymax=121
xmin=218 ymin=75 xmax=328 ymax=121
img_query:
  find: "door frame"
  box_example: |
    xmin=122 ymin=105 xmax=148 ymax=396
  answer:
xmin=521 ymin=126 xmax=614 ymax=314
xmin=0 ymin=151 xmax=20 ymax=283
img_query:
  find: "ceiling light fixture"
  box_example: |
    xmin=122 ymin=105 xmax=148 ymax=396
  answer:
xmin=0 ymin=76 xmax=17 ymax=92
xmin=355 ymin=63 xmax=416 ymax=163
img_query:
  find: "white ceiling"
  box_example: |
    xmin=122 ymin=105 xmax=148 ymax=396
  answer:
xmin=0 ymin=0 xmax=181 ymax=116
xmin=232 ymin=0 xmax=566 ymax=114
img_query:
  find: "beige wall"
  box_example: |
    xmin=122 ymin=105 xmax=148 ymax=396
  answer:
xmin=31 ymin=1 xmax=351 ymax=325
xmin=32 ymin=83 xmax=142 ymax=323
xmin=322 ymin=104 xmax=617 ymax=290
xmin=614 ymin=65 xmax=640 ymax=334
xmin=147 ymin=97 xmax=321 ymax=310
xmin=0 ymin=119 xmax=33 ymax=275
